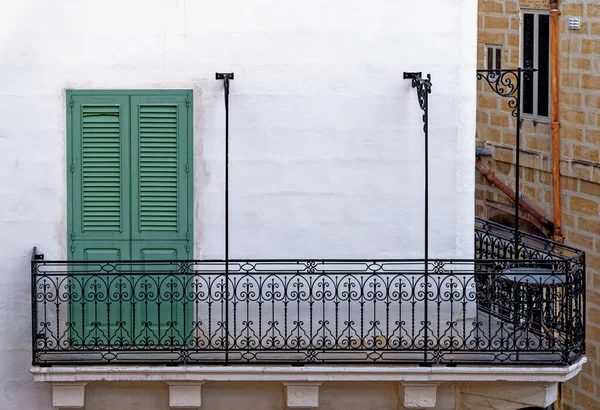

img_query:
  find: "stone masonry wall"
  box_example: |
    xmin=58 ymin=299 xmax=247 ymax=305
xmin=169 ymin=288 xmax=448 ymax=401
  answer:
xmin=476 ymin=1 xmax=600 ymax=409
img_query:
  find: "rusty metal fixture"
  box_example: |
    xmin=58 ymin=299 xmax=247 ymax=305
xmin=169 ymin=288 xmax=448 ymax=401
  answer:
xmin=550 ymin=0 xmax=563 ymax=241
xmin=476 ymin=160 xmax=555 ymax=232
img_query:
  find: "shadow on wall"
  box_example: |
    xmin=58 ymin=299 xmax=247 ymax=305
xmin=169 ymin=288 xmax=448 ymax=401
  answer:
xmin=488 ymin=212 xmax=548 ymax=238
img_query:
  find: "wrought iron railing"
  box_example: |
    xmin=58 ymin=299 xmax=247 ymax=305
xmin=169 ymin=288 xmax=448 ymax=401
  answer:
xmin=474 ymin=218 xmax=585 ymax=340
xmin=31 ymin=219 xmax=584 ymax=366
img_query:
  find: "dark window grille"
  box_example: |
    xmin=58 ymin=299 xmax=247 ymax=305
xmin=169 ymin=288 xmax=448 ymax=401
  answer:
xmin=486 ymin=45 xmax=502 ymax=71
xmin=522 ymin=12 xmax=550 ymax=118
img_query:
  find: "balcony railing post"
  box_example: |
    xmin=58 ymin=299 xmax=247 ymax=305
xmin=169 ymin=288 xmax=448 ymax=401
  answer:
xmin=216 ymin=72 xmax=234 ymax=364
xmin=30 ymin=247 xmax=44 ymax=365
xmin=514 ymin=68 xmax=523 ymax=255
xmin=563 ymin=258 xmax=578 ymax=364
xmin=31 ymin=247 xmax=37 ymax=365
xmin=403 ymin=71 xmax=433 ymax=364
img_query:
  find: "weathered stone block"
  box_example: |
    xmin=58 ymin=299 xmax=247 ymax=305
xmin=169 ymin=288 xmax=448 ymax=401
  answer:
xmin=484 ymin=16 xmax=509 ymax=30
xmin=570 ymin=196 xmax=599 ymax=216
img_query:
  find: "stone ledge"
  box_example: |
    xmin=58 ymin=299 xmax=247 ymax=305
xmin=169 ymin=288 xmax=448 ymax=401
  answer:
xmin=31 ymin=357 xmax=586 ymax=384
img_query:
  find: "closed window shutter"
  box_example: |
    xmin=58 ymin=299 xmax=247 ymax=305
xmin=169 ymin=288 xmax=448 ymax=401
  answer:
xmin=68 ymin=90 xmax=193 ymax=346
xmin=130 ymin=94 xmax=192 ymax=343
xmin=70 ymin=95 xmax=131 ymax=247
xmin=130 ymin=94 xmax=191 ymax=252
xmin=69 ymin=92 xmax=191 ymax=254
xmin=68 ymin=95 xmax=131 ymax=345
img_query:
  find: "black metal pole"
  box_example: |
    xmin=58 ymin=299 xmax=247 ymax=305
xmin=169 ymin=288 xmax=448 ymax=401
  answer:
xmin=403 ymin=72 xmax=432 ymax=364
xmin=423 ymin=82 xmax=429 ymax=364
xmin=514 ymin=69 xmax=522 ymax=255
xmin=31 ymin=247 xmax=38 ymax=365
xmin=216 ymin=72 xmax=234 ymax=364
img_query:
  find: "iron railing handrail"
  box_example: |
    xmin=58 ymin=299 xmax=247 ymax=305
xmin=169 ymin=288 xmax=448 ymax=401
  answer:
xmin=30 ymin=258 xmax=578 ymax=265
xmin=475 ymin=217 xmax=583 ymax=255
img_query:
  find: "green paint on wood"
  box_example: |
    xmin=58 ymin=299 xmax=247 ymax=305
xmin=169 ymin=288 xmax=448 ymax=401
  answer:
xmin=67 ymin=90 xmax=193 ymax=346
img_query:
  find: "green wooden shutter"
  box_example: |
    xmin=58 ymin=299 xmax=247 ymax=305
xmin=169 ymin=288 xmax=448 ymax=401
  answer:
xmin=131 ymin=94 xmax=191 ymax=246
xmin=130 ymin=94 xmax=192 ymax=345
xmin=68 ymin=90 xmax=193 ymax=347
xmin=70 ymin=95 xmax=131 ymax=245
xmin=68 ymin=94 xmax=131 ymax=345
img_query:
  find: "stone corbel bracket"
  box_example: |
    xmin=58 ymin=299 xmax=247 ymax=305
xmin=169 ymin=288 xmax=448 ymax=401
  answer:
xmin=167 ymin=382 xmax=205 ymax=409
xmin=283 ymin=382 xmax=322 ymax=408
xmin=51 ymin=382 xmax=87 ymax=409
xmin=401 ymin=382 xmax=439 ymax=409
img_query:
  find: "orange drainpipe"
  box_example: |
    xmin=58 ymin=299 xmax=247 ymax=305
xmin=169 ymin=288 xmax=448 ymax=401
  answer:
xmin=550 ymin=1 xmax=565 ymax=404
xmin=550 ymin=0 xmax=563 ymax=241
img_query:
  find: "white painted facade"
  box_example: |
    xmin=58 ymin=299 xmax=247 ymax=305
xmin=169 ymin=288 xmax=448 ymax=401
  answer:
xmin=0 ymin=0 xmax=578 ymax=409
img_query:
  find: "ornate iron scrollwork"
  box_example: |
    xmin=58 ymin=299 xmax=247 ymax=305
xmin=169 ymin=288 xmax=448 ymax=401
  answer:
xmin=403 ymin=72 xmax=432 ymax=133
xmin=476 ymin=64 xmax=535 ymax=118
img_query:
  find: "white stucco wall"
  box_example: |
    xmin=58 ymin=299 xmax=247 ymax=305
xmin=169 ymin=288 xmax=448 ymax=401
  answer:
xmin=0 ymin=0 xmax=477 ymax=408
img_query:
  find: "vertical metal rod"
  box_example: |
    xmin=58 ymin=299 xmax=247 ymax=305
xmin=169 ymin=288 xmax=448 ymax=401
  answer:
xmin=564 ymin=260 xmax=571 ymax=364
xmin=403 ymin=71 xmax=432 ymax=364
xmin=216 ymin=72 xmax=234 ymax=364
xmin=514 ymin=69 xmax=522 ymax=255
xmin=225 ymin=79 xmax=229 ymax=366
xmin=423 ymin=85 xmax=429 ymax=364
xmin=31 ymin=247 xmax=37 ymax=365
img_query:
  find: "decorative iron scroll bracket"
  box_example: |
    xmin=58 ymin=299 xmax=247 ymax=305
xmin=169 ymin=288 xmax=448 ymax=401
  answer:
xmin=216 ymin=72 xmax=234 ymax=365
xmin=475 ymin=66 xmax=536 ymax=252
xmin=403 ymin=72 xmax=432 ymax=133
xmin=475 ymin=67 xmax=535 ymax=118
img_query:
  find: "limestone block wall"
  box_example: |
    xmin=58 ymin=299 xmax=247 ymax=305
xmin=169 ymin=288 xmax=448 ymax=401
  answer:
xmin=475 ymin=1 xmax=600 ymax=409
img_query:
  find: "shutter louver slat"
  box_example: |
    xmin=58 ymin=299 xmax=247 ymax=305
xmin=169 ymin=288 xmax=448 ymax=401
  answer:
xmin=139 ymin=105 xmax=178 ymax=232
xmin=81 ymin=105 xmax=121 ymax=232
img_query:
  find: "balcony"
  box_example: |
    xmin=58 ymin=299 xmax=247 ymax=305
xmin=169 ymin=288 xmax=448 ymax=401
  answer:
xmin=31 ymin=218 xmax=585 ymax=367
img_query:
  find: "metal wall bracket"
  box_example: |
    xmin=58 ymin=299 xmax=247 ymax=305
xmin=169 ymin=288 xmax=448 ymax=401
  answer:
xmin=403 ymin=72 xmax=422 ymax=80
xmin=476 ymin=66 xmax=536 ymax=250
xmin=215 ymin=73 xmax=234 ymax=80
xmin=403 ymin=71 xmax=433 ymax=126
